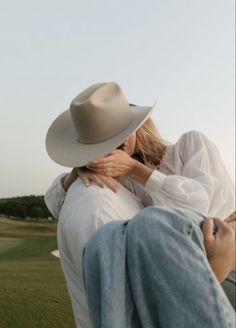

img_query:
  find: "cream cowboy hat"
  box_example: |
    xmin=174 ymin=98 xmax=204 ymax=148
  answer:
xmin=46 ymin=82 xmax=155 ymax=167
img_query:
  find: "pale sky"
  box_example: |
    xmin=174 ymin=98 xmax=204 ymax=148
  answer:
xmin=0 ymin=0 xmax=235 ymax=198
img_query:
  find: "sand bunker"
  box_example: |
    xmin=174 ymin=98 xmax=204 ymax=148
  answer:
xmin=51 ymin=249 xmax=60 ymax=258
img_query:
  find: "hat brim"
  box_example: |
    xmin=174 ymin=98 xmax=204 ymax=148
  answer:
xmin=46 ymin=104 xmax=155 ymax=167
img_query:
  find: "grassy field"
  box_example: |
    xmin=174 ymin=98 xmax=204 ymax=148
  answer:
xmin=0 ymin=217 xmax=76 ymax=328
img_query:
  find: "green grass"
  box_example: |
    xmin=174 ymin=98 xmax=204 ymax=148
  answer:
xmin=0 ymin=237 xmax=25 ymax=255
xmin=0 ymin=217 xmax=76 ymax=328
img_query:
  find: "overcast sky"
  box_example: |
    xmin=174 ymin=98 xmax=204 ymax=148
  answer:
xmin=0 ymin=0 xmax=235 ymax=198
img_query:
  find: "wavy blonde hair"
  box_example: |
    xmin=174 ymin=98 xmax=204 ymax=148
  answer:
xmin=134 ymin=117 xmax=167 ymax=169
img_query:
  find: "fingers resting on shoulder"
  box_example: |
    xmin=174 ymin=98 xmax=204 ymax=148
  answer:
xmin=76 ymin=167 xmax=120 ymax=193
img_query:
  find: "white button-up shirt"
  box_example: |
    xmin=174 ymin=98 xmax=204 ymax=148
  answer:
xmin=54 ymin=180 xmax=143 ymax=328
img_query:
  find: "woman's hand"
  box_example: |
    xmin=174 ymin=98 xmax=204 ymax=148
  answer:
xmin=61 ymin=167 xmax=120 ymax=193
xmin=87 ymin=150 xmax=154 ymax=186
xmin=202 ymin=217 xmax=236 ymax=283
xmin=86 ymin=150 xmax=136 ymax=178
xmin=77 ymin=168 xmax=120 ymax=193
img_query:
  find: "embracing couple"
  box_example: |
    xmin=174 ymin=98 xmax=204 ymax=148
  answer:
xmin=45 ymin=82 xmax=235 ymax=328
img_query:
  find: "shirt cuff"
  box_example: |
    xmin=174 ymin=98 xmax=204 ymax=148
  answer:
xmin=144 ymin=170 xmax=166 ymax=194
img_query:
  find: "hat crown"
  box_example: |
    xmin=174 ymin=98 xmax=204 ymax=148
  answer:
xmin=70 ymin=82 xmax=133 ymax=144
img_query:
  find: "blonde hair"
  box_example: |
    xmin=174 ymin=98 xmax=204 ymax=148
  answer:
xmin=134 ymin=117 xmax=167 ymax=169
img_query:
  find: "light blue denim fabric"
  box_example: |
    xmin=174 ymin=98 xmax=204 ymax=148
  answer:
xmin=83 ymin=206 xmax=235 ymax=328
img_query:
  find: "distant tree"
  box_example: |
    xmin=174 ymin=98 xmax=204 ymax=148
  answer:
xmin=13 ymin=202 xmax=27 ymax=218
xmin=0 ymin=201 xmax=6 ymax=214
xmin=3 ymin=201 xmax=27 ymax=218
xmin=0 ymin=195 xmax=54 ymax=220
xmin=29 ymin=206 xmax=45 ymax=219
xmin=4 ymin=201 xmax=16 ymax=217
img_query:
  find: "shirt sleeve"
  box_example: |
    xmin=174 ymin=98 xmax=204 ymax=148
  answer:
xmin=123 ymin=177 xmax=153 ymax=207
xmin=44 ymin=173 xmax=68 ymax=219
xmin=144 ymin=131 xmax=235 ymax=219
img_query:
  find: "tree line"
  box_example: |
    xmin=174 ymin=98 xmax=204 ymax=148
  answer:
xmin=0 ymin=195 xmax=54 ymax=220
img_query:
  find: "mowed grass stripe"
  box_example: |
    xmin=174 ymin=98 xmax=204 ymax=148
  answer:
xmin=0 ymin=237 xmax=25 ymax=255
xmin=0 ymin=235 xmax=58 ymax=261
xmin=0 ymin=261 xmax=75 ymax=328
xmin=0 ymin=217 xmax=75 ymax=328
xmin=0 ymin=216 xmax=57 ymax=236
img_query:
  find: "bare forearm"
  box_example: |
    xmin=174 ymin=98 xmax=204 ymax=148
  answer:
xmin=208 ymin=258 xmax=232 ymax=283
xmin=129 ymin=160 xmax=153 ymax=186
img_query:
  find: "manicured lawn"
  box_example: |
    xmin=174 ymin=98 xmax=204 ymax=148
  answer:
xmin=0 ymin=217 xmax=76 ymax=328
xmin=0 ymin=237 xmax=25 ymax=255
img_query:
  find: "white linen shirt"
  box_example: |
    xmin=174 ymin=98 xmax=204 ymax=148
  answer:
xmin=126 ymin=131 xmax=235 ymax=219
xmin=53 ymin=179 xmax=143 ymax=328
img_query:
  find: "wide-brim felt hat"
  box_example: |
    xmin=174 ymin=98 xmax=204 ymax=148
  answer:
xmin=46 ymin=82 xmax=155 ymax=167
